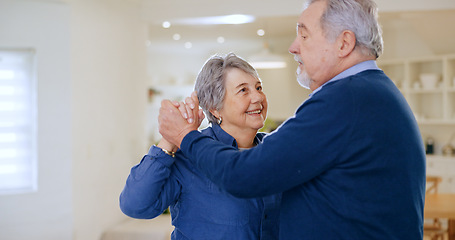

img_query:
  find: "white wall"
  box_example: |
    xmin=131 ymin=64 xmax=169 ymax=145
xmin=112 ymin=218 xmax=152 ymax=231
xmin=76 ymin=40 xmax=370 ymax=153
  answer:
xmin=0 ymin=1 xmax=72 ymax=239
xmin=0 ymin=0 xmax=148 ymax=239
xmin=380 ymin=17 xmax=435 ymax=59
xmin=70 ymin=0 xmax=147 ymax=239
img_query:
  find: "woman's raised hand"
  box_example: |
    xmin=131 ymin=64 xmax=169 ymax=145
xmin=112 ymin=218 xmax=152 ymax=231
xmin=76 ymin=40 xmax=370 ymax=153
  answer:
xmin=172 ymin=91 xmax=205 ymax=125
xmin=158 ymin=91 xmax=204 ymax=148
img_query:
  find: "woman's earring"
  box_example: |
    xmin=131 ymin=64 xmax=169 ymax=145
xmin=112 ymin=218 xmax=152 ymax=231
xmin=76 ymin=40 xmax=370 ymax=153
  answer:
xmin=217 ymin=117 xmax=222 ymax=125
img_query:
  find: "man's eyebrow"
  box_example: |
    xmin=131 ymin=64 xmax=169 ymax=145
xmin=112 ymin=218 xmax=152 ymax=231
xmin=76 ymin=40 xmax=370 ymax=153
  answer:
xmin=297 ymin=23 xmax=307 ymax=31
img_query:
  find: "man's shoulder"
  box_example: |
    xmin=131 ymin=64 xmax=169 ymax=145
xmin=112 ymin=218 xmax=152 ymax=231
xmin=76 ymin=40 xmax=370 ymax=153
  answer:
xmin=318 ymin=69 xmax=387 ymax=94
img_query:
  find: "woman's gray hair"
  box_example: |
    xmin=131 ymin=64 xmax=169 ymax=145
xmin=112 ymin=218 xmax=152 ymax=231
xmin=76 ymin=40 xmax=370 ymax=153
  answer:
xmin=304 ymin=0 xmax=384 ymax=58
xmin=194 ymin=53 xmax=260 ymax=124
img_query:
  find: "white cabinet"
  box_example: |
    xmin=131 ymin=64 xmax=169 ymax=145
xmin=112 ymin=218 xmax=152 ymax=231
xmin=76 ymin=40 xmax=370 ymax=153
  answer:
xmin=378 ymin=54 xmax=455 ymax=124
xmin=426 ymin=155 xmax=455 ymax=193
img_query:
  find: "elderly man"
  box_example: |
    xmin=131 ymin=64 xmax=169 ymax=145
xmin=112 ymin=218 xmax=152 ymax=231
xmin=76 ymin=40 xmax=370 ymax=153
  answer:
xmin=158 ymin=0 xmax=426 ymax=239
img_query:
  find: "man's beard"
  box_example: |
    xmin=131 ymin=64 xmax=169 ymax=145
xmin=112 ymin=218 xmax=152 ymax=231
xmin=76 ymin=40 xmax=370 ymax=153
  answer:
xmin=296 ymin=66 xmax=311 ymax=89
xmin=294 ymin=55 xmax=311 ymax=89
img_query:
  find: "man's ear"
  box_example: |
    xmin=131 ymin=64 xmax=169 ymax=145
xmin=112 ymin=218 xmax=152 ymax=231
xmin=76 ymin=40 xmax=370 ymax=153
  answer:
xmin=337 ymin=30 xmax=356 ymax=57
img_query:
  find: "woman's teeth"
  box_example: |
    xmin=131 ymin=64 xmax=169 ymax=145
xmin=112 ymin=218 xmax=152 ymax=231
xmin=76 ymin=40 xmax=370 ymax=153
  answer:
xmin=247 ymin=110 xmax=261 ymax=114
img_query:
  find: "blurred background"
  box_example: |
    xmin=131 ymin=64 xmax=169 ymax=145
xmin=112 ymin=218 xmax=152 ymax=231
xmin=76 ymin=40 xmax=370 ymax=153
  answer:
xmin=1 ymin=0 xmax=455 ymax=239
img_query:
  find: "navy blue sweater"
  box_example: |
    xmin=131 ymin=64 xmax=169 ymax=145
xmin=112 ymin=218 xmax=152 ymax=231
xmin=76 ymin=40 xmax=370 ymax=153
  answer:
xmin=181 ymin=69 xmax=426 ymax=240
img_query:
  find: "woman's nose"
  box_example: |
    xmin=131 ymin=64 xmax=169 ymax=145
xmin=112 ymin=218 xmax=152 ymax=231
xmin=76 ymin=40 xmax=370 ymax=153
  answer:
xmin=251 ymin=90 xmax=264 ymax=103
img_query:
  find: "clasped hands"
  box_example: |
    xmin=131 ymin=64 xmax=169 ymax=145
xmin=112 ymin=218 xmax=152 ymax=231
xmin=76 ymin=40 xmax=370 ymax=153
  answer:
xmin=158 ymin=91 xmax=205 ymax=148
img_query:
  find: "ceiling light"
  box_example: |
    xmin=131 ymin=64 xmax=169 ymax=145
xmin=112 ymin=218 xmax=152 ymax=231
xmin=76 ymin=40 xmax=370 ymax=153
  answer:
xmin=217 ymin=36 xmax=225 ymax=43
xmin=184 ymin=42 xmax=192 ymax=49
xmin=219 ymin=14 xmax=255 ymax=24
xmin=162 ymin=21 xmax=171 ymax=28
xmin=172 ymin=14 xmax=255 ymax=25
xmin=173 ymin=33 xmax=181 ymax=40
xmin=250 ymin=61 xmax=287 ymax=69
xmin=257 ymin=29 xmax=265 ymax=37
xmin=249 ymin=43 xmax=287 ymax=69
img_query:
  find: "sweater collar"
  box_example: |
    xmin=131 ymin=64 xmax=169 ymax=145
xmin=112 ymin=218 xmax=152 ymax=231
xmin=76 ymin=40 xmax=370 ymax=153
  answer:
xmin=309 ymin=60 xmax=379 ymax=98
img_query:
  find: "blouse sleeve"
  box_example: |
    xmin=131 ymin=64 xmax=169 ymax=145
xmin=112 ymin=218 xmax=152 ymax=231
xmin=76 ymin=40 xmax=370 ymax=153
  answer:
xmin=119 ymin=145 xmax=182 ymax=219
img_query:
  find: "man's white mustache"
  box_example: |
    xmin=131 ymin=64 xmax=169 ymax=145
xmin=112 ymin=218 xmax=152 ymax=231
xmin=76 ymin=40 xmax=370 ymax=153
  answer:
xmin=293 ymin=54 xmax=302 ymax=63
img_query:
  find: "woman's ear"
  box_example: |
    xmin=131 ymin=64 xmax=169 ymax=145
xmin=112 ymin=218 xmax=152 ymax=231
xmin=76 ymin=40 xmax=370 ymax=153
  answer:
xmin=209 ymin=109 xmax=220 ymax=119
xmin=337 ymin=30 xmax=356 ymax=58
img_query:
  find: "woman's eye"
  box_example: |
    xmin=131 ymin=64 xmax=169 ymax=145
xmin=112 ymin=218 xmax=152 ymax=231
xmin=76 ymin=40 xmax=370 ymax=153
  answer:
xmin=257 ymin=86 xmax=263 ymax=91
xmin=239 ymin=88 xmax=246 ymax=93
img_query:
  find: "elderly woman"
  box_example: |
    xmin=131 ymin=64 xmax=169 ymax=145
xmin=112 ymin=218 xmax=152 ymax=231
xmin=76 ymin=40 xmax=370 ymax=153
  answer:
xmin=119 ymin=53 xmax=281 ymax=240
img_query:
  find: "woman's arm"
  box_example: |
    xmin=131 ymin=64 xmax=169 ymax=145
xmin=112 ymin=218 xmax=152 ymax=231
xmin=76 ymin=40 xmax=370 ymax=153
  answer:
xmin=119 ymin=139 xmax=181 ymax=219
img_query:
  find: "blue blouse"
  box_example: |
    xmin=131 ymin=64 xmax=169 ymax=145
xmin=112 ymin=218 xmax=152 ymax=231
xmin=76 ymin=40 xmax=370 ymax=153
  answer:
xmin=120 ymin=124 xmax=281 ymax=240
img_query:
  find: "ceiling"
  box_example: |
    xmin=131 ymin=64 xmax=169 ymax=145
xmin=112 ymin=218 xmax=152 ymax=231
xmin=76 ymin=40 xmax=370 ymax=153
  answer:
xmin=143 ymin=2 xmax=455 ymax=56
xmin=137 ymin=0 xmax=455 ymax=23
xmin=147 ymin=15 xmax=298 ymax=42
xmin=49 ymin=0 xmax=455 ymax=55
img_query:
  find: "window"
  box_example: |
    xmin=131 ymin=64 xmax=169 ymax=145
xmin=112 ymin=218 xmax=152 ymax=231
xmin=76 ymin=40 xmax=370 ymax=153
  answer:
xmin=0 ymin=49 xmax=37 ymax=194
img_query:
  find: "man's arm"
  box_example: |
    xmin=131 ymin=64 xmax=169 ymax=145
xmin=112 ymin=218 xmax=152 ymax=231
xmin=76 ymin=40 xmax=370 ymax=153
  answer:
xmin=178 ymin=92 xmax=354 ymax=198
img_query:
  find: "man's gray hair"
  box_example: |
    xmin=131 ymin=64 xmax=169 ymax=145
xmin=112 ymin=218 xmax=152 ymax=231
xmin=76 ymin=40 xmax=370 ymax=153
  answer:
xmin=305 ymin=0 xmax=384 ymax=58
xmin=194 ymin=53 xmax=260 ymax=124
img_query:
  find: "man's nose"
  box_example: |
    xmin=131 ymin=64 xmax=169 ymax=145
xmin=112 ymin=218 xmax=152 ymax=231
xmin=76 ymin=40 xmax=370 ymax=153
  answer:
xmin=288 ymin=37 xmax=299 ymax=55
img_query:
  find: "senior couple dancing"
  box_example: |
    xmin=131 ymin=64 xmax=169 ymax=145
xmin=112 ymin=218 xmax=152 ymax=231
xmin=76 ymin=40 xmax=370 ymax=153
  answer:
xmin=120 ymin=0 xmax=426 ymax=239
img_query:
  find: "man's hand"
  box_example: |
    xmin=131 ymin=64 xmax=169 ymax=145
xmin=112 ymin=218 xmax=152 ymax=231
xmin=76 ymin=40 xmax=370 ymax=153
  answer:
xmin=158 ymin=92 xmax=204 ymax=148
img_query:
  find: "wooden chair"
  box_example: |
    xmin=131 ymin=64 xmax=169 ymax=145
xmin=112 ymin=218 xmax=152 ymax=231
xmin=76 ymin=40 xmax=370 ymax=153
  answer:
xmin=424 ymin=176 xmax=446 ymax=240
xmin=426 ymin=176 xmax=441 ymax=194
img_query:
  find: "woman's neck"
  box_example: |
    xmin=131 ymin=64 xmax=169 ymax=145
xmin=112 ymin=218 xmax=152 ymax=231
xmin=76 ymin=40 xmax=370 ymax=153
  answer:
xmin=220 ymin=125 xmax=257 ymax=149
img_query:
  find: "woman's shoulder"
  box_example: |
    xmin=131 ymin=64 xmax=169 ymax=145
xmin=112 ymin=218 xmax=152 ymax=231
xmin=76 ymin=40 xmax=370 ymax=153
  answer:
xmin=200 ymin=125 xmax=224 ymax=141
xmin=200 ymin=125 xmax=215 ymax=136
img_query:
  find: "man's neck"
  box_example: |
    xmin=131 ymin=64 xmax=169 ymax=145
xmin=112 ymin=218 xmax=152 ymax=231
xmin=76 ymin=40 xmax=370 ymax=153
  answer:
xmin=339 ymin=49 xmax=377 ymax=75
